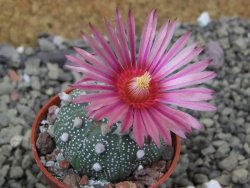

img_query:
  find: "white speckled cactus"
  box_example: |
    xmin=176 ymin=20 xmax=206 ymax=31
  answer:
xmin=54 ymin=90 xmax=167 ymax=182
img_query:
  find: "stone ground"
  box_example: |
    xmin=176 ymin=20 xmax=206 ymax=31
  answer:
xmin=0 ymin=17 xmax=250 ymax=188
xmin=1 ymin=0 xmax=250 ymax=46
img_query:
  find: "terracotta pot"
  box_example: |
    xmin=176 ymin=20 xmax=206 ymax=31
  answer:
xmin=31 ymin=88 xmax=181 ymax=188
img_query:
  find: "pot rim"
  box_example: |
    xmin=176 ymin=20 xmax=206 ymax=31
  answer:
xmin=31 ymin=88 xmax=181 ymax=188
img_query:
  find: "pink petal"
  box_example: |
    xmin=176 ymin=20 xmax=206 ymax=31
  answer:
xmin=71 ymin=83 xmax=114 ymax=91
xmin=85 ymin=96 xmax=120 ymax=111
xmin=161 ymin=99 xmax=216 ymax=111
xmin=73 ymin=92 xmax=116 ymax=103
xmin=152 ymin=30 xmax=191 ymax=72
xmin=81 ymin=32 xmax=119 ymax=70
xmin=141 ymin=12 xmax=157 ymax=67
xmin=89 ymin=24 xmax=119 ymax=70
xmin=154 ymin=103 xmax=192 ymax=133
xmin=141 ymin=110 xmax=160 ymax=147
xmin=157 ymin=103 xmax=203 ymax=129
xmin=148 ymin=20 xmax=177 ymax=71
xmin=146 ymin=109 xmax=172 ymax=145
xmin=166 ymin=59 xmax=212 ymax=81
xmin=162 ymin=87 xmax=215 ymax=101
xmin=162 ymin=71 xmax=216 ymax=90
xmin=155 ymin=44 xmax=203 ymax=80
xmin=127 ymin=10 xmax=136 ymax=66
xmin=104 ymin=19 xmax=127 ymax=68
xmin=133 ymin=109 xmax=146 ymax=148
xmin=74 ymin=47 xmax=115 ymax=74
xmin=138 ymin=10 xmax=155 ymax=68
xmin=151 ymin=106 xmax=187 ymax=138
xmin=115 ymin=9 xmax=130 ymax=65
xmin=65 ymin=55 xmax=113 ymax=83
xmin=120 ymin=107 xmax=134 ymax=133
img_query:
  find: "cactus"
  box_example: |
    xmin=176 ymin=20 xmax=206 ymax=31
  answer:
xmin=54 ymin=90 xmax=167 ymax=182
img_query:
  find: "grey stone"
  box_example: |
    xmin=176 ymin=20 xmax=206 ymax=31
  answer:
xmin=233 ymin=37 xmax=247 ymax=50
xmin=35 ymin=183 xmax=47 ymax=188
xmin=201 ymin=145 xmax=215 ymax=155
xmin=25 ymin=169 xmax=38 ymax=184
xmin=38 ymin=38 xmax=56 ymax=51
xmin=0 ymin=80 xmax=15 ymax=95
xmin=221 ymin=107 xmax=233 ymax=116
xmin=0 ymin=113 xmax=10 ymax=127
xmin=217 ymin=174 xmax=232 ymax=186
xmin=10 ymin=135 xmax=23 ymax=148
xmin=217 ymin=26 xmax=228 ymax=37
xmin=233 ymin=27 xmax=245 ymax=35
xmin=47 ymin=63 xmax=60 ymax=80
xmin=0 ymin=125 xmax=22 ymax=145
xmin=0 ymin=164 xmax=10 ymax=177
xmin=0 ymin=145 xmax=12 ymax=157
xmin=31 ymin=76 xmax=41 ymax=90
xmin=174 ymin=173 xmax=193 ymax=187
xmin=0 ymin=154 xmax=6 ymax=168
xmin=0 ymin=176 xmax=5 ymax=187
xmin=0 ymin=44 xmax=20 ymax=67
xmin=24 ymin=57 xmax=41 ymax=75
xmin=215 ymin=143 xmax=230 ymax=158
xmin=232 ymin=168 xmax=249 ymax=184
xmin=219 ymin=155 xmax=238 ymax=171
xmin=22 ymin=129 xmax=32 ymax=150
xmin=9 ymin=180 xmax=22 ymax=188
xmin=22 ymin=154 xmax=32 ymax=169
xmin=9 ymin=166 xmax=24 ymax=179
xmin=193 ymin=174 xmax=208 ymax=184
xmin=200 ymin=118 xmax=214 ymax=128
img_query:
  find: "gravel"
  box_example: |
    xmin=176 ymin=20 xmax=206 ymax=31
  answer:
xmin=0 ymin=17 xmax=249 ymax=187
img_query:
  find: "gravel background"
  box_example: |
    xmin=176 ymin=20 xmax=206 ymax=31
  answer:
xmin=0 ymin=17 xmax=250 ymax=188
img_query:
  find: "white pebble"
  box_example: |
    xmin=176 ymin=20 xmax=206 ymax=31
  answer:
xmin=95 ymin=143 xmax=105 ymax=154
xmin=22 ymin=74 xmax=30 ymax=83
xmin=45 ymin=161 xmax=55 ymax=167
xmin=16 ymin=46 xmax=24 ymax=54
xmin=39 ymin=126 xmax=47 ymax=133
xmin=10 ymin=135 xmax=23 ymax=148
xmin=55 ymin=108 xmax=60 ymax=116
xmin=137 ymin=165 xmax=144 ymax=170
xmin=40 ymin=156 xmax=46 ymax=165
xmin=93 ymin=163 xmax=102 ymax=172
xmin=41 ymin=120 xmax=49 ymax=125
xmin=73 ymin=117 xmax=82 ymax=128
xmin=60 ymin=132 xmax=69 ymax=142
xmin=202 ymin=179 xmax=221 ymax=188
xmin=58 ymin=92 xmax=71 ymax=105
xmin=47 ymin=125 xmax=54 ymax=137
xmin=197 ymin=11 xmax=211 ymax=27
xmin=136 ymin=150 xmax=145 ymax=159
xmin=55 ymin=153 xmax=65 ymax=161
xmin=101 ymin=123 xmax=112 ymax=136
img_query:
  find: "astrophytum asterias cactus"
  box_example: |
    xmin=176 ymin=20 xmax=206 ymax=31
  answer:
xmin=54 ymin=90 xmax=167 ymax=182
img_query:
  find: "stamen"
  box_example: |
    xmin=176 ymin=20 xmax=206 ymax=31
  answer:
xmin=128 ymin=72 xmax=151 ymax=100
xmin=136 ymin=72 xmax=151 ymax=89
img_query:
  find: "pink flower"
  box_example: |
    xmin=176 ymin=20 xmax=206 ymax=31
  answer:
xmin=65 ymin=10 xmax=216 ymax=147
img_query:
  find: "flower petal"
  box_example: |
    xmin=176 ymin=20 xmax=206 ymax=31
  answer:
xmin=162 ymin=71 xmax=216 ymax=90
xmin=133 ymin=109 xmax=146 ymax=148
xmin=120 ymin=107 xmax=134 ymax=133
xmin=127 ymin=10 xmax=136 ymax=66
xmin=140 ymin=110 xmax=160 ymax=147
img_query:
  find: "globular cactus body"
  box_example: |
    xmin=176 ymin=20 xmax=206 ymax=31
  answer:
xmin=54 ymin=90 xmax=166 ymax=182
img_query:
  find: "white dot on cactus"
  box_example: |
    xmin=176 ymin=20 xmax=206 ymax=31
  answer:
xmin=73 ymin=117 xmax=82 ymax=128
xmin=92 ymin=163 xmax=102 ymax=172
xmin=60 ymin=132 xmax=69 ymax=142
xmin=95 ymin=143 xmax=105 ymax=154
xmin=136 ymin=149 xmax=145 ymax=159
xmin=137 ymin=165 xmax=144 ymax=170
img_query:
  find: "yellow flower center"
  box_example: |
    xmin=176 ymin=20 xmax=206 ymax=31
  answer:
xmin=135 ymin=72 xmax=151 ymax=89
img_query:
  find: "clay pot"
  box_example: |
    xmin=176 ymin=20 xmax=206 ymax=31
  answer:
xmin=31 ymin=88 xmax=181 ymax=188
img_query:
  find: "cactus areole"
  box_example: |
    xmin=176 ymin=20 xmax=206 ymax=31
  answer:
xmin=54 ymin=90 xmax=167 ymax=182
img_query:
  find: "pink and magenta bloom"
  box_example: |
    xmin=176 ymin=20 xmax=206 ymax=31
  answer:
xmin=66 ymin=10 xmax=216 ymax=147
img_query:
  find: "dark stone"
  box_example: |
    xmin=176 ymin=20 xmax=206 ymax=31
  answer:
xmin=36 ymin=132 xmax=55 ymax=155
